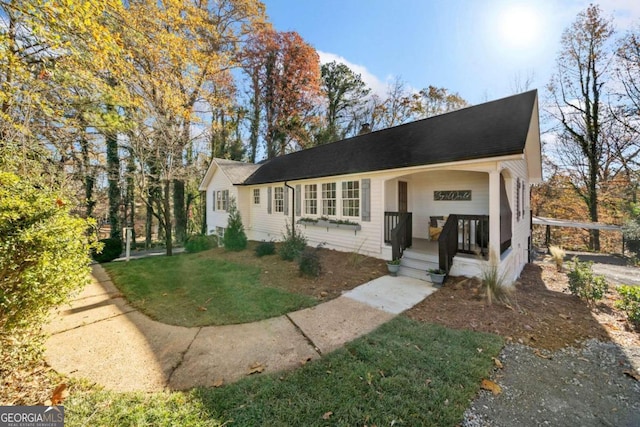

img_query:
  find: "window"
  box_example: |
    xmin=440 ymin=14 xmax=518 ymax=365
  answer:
xmin=274 ymin=187 xmax=284 ymax=213
xmin=342 ymin=181 xmax=360 ymax=217
xmin=304 ymin=184 xmax=317 ymax=215
xmin=322 ymin=183 xmax=336 ymax=216
xmin=253 ymin=188 xmax=260 ymax=204
xmin=216 ymin=189 xmax=229 ymax=211
xmin=516 ymin=178 xmax=521 ymax=221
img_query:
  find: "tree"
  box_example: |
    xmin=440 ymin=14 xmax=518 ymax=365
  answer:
xmin=117 ymin=0 xmax=265 ymax=253
xmin=222 ymin=198 xmax=247 ymax=251
xmin=413 ymin=86 xmax=468 ymax=119
xmin=243 ymin=29 xmax=321 ymax=159
xmin=546 ymin=4 xmax=615 ymax=251
xmin=318 ymin=61 xmax=370 ymax=144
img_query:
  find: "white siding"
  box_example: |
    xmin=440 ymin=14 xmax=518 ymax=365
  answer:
xmin=246 ymin=175 xmax=384 ymax=257
xmin=205 ymin=168 xmax=238 ymax=234
xmin=405 ymin=170 xmax=489 ymax=240
xmin=499 ymin=159 xmax=530 ymax=281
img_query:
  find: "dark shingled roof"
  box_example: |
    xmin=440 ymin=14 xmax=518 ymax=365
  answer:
xmin=243 ymin=90 xmax=537 ymax=185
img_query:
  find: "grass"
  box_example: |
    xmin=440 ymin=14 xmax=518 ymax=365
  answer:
xmin=102 ymin=251 xmax=316 ymax=327
xmin=64 ymin=318 xmax=504 ymax=426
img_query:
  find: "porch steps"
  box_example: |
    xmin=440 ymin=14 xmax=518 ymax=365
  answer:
xmin=398 ymin=248 xmax=439 ymax=282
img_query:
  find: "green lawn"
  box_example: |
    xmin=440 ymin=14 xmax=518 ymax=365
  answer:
xmin=102 ymin=252 xmax=316 ymax=327
xmin=65 ymin=318 xmax=504 ymax=427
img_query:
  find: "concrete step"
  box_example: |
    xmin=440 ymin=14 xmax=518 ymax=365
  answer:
xmin=398 ymin=263 xmax=439 ymax=282
xmin=402 ymin=248 xmax=438 ymax=263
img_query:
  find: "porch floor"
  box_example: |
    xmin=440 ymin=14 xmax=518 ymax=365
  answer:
xmin=408 ymin=238 xmax=438 ymax=256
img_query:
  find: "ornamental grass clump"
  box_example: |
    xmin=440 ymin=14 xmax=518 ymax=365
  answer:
xmin=480 ymin=257 xmax=514 ymax=305
xmin=548 ymin=245 xmax=566 ymax=271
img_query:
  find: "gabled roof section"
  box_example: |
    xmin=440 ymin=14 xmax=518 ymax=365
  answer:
xmin=243 ymin=90 xmax=539 ymax=185
xmin=198 ymin=158 xmax=261 ymax=191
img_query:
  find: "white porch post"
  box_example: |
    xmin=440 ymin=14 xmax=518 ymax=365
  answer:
xmin=488 ymin=170 xmax=501 ymax=262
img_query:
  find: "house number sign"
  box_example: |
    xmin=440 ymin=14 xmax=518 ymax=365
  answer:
xmin=434 ymin=190 xmax=472 ymax=201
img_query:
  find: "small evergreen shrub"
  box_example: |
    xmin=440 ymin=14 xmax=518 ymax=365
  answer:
xmin=299 ymin=248 xmax=321 ymax=277
xmin=566 ymin=258 xmax=608 ymax=305
xmin=223 ymin=199 xmax=247 ymax=251
xmin=616 ymin=285 xmax=640 ymax=328
xmin=92 ymin=238 xmax=123 ymax=263
xmin=184 ymin=234 xmax=217 ymax=253
xmin=279 ymin=222 xmax=307 ymax=261
xmin=255 ymin=241 xmax=276 ymax=257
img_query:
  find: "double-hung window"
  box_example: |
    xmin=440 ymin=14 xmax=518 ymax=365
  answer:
xmin=304 ymin=184 xmax=317 ymax=215
xmin=322 ymin=183 xmax=336 ymax=216
xmin=274 ymin=187 xmax=284 ymax=213
xmin=216 ymin=189 xmax=229 ymax=211
xmin=342 ymin=181 xmax=359 ymax=217
xmin=253 ymin=188 xmax=260 ymax=204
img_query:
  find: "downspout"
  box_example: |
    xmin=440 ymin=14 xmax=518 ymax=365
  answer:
xmin=284 ymin=181 xmax=295 ymax=238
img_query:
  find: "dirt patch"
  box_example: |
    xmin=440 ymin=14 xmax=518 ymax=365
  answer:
xmin=207 ymin=242 xmax=388 ymax=300
xmin=406 ymin=262 xmax=638 ymax=350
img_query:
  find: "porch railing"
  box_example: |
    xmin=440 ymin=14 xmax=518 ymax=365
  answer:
xmin=438 ymin=214 xmax=489 ymax=273
xmin=385 ymin=211 xmax=412 ymax=260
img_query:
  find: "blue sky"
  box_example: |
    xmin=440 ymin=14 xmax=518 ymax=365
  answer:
xmin=261 ymin=0 xmax=640 ymax=105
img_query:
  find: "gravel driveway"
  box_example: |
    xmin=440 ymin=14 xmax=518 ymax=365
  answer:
xmin=463 ymin=340 xmax=640 ymax=426
xmin=462 ymin=253 xmax=640 ymax=426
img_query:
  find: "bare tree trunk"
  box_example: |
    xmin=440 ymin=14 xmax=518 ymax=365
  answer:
xmin=164 ymin=179 xmax=173 ymax=256
xmin=106 ymin=114 xmax=121 ymax=240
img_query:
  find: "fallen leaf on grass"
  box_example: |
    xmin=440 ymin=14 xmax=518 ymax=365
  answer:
xmin=212 ymin=378 xmax=224 ymax=388
xmin=492 ymin=357 xmax=503 ymax=369
xmin=197 ymin=306 xmax=207 ymax=311
xmin=425 ymin=378 xmax=432 ymax=386
xmin=480 ymin=379 xmax=502 ymax=395
xmin=247 ymin=362 xmax=265 ymax=375
xmin=300 ymin=356 xmax=312 ymax=366
xmin=162 ymin=292 xmax=168 ymax=296
xmin=322 ymin=411 xmax=333 ymax=420
xmin=48 ymin=384 xmax=68 ymax=405
xmin=623 ymin=370 xmax=640 ymax=381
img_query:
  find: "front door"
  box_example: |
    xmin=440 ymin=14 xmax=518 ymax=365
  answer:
xmin=398 ymin=181 xmax=408 ymax=213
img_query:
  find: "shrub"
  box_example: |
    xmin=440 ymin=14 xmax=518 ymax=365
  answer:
xmin=0 ymin=172 xmax=93 ymax=376
xmin=91 ymin=238 xmax=123 ymax=262
xmin=184 ymin=234 xmax=217 ymax=253
xmin=223 ymin=198 xmax=247 ymax=251
xmin=548 ymin=245 xmax=566 ymax=271
xmin=255 ymin=241 xmax=276 ymax=257
xmin=279 ymin=222 xmax=307 ymax=261
xmin=616 ymin=285 xmax=640 ymax=328
xmin=299 ymin=248 xmax=321 ymax=277
xmin=566 ymin=258 xmax=608 ymax=305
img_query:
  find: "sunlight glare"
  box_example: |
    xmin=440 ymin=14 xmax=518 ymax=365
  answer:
xmin=499 ymin=4 xmax=539 ymax=49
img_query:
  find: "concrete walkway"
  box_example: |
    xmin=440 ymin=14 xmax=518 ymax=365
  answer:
xmin=44 ymin=265 xmax=437 ymax=392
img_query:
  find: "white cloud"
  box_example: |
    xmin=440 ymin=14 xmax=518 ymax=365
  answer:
xmin=317 ymin=50 xmax=389 ymax=97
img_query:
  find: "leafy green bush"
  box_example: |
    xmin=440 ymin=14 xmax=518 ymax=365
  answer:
xmin=298 ymin=248 xmax=321 ymax=277
xmin=255 ymin=241 xmax=276 ymax=257
xmin=0 ymin=172 xmax=93 ymax=375
xmin=616 ymin=285 xmax=640 ymax=328
xmin=223 ymin=199 xmax=247 ymax=251
xmin=566 ymin=258 xmax=608 ymax=305
xmin=184 ymin=234 xmax=217 ymax=253
xmin=279 ymin=222 xmax=307 ymax=261
xmin=91 ymin=238 xmax=123 ymax=262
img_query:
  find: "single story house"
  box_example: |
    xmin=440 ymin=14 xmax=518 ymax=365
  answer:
xmin=199 ymin=90 xmax=542 ymax=282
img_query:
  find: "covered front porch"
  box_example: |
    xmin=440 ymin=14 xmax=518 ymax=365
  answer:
xmin=381 ymin=167 xmax=514 ymax=278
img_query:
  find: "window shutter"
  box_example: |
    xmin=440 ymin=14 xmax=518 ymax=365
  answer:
xmin=267 ymin=187 xmax=272 ymax=214
xmin=295 ymin=185 xmax=301 ymax=216
xmin=212 ymin=190 xmax=216 ymax=211
xmin=516 ymin=178 xmax=520 ymax=221
xmin=361 ymin=179 xmax=371 ymax=222
xmin=284 ymin=186 xmax=289 ymax=215
xmin=224 ymin=190 xmax=229 ymax=210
